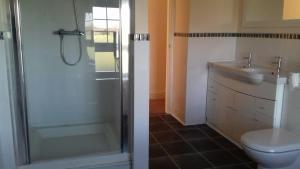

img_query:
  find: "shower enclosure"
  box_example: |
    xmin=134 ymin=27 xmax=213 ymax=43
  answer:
xmin=3 ymin=0 xmax=131 ymax=166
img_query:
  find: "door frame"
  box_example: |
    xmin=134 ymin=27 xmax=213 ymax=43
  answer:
xmin=165 ymin=0 xmax=176 ymax=115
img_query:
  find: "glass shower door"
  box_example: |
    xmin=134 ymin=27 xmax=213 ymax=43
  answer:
xmin=17 ymin=0 xmax=124 ymax=162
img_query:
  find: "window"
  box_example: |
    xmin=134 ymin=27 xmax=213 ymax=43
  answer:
xmin=92 ymin=6 xmax=120 ymax=72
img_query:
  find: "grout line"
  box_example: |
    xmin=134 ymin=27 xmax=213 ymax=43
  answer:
xmin=150 ymin=117 xmax=182 ymax=169
xmin=151 ymin=115 xmax=255 ymax=169
xmin=161 ymin=118 xmax=217 ymax=169
xmin=203 ymin=131 xmax=254 ymax=169
xmin=150 ymin=132 xmax=181 ymax=169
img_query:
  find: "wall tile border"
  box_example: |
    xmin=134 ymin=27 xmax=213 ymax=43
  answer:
xmin=130 ymin=33 xmax=150 ymax=41
xmin=174 ymin=32 xmax=300 ymax=40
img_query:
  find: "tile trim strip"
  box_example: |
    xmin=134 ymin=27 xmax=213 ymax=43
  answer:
xmin=174 ymin=32 xmax=300 ymax=40
xmin=130 ymin=33 xmax=150 ymax=41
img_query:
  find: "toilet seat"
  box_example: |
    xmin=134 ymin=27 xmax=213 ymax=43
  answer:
xmin=241 ymin=128 xmax=300 ymax=153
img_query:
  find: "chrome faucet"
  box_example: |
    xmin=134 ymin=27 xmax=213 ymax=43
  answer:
xmin=244 ymin=52 xmax=253 ymax=68
xmin=272 ymin=56 xmax=282 ymax=76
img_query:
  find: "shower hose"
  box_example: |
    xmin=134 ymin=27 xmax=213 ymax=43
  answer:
xmin=57 ymin=0 xmax=83 ymax=66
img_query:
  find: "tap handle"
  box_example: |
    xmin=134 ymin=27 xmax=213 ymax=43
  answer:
xmin=272 ymin=56 xmax=282 ymax=64
xmin=243 ymin=52 xmax=253 ymax=59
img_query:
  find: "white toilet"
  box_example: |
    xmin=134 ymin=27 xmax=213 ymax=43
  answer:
xmin=241 ymin=128 xmax=300 ymax=169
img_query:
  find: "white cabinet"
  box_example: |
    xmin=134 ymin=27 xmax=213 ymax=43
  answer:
xmin=206 ymin=90 xmax=218 ymax=127
xmin=206 ymin=77 xmax=279 ymax=145
xmin=217 ymin=85 xmax=236 ymax=135
xmin=235 ymin=93 xmax=257 ymax=142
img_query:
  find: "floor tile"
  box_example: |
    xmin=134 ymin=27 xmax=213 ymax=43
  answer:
xmin=196 ymin=124 xmax=210 ymax=129
xmin=148 ymin=117 xmax=257 ymax=168
xmin=199 ymin=127 xmax=223 ymax=137
xmin=149 ymin=156 xmax=178 ymax=169
xmin=167 ymin=121 xmax=195 ymax=130
xmin=149 ymin=134 xmax=157 ymax=145
xmin=229 ymin=148 xmax=253 ymax=162
xmin=149 ymin=144 xmax=167 ymax=158
xmin=202 ymin=150 xmax=242 ymax=167
xmin=217 ymin=164 xmax=251 ymax=169
xmin=177 ymin=129 xmax=208 ymax=140
xmin=160 ymin=114 xmax=177 ymax=122
xmin=162 ymin=141 xmax=196 ymax=155
xmin=247 ymin=162 xmax=257 ymax=169
xmin=173 ymin=153 xmax=213 ymax=169
xmin=213 ymin=137 xmax=239 ymax=149
xmin=189 ymin=138 xmax=222 ymax=152
xmin=152 ymin=131 xmax=183 ymax=143
xmin=150 ymin=116 xmax=164 ymax=124
xmin=150 ymin=122 xmax=172 ymax=133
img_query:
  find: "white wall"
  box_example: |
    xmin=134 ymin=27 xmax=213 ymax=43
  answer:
xmin=133 ymin=1 xmax=149 ymax=169
xmin=169 ymin=0 xmax=190 ymax=122
xmin=189 ymin=0 xmax=239 ymax=32
xmin=184 ymin=0 xmax=239 ymax=125
xmin=244 ymin=0 xmax=283 ymax=22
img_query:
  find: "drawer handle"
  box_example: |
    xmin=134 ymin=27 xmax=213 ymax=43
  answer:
xmin=259 ymin=106 xmax=265 ymax=110
xmin=212 ymin=98 xmax=216 ymax=101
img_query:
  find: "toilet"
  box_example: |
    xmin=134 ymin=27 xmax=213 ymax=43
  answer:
xmin=241 ymin=128 xmax=300 ymax=169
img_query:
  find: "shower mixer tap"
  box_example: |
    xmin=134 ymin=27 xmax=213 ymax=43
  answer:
xmin=53 ymin=29 xmax=85 ymax=36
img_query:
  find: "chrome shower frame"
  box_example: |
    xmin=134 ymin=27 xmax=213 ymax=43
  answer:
xmin=9 ymin=0 xmax=31 ymax=164
xmin=8 ymin=0 xmax=133 ymax=165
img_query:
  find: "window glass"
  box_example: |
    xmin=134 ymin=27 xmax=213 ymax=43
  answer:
xmin=107 ymin=8 xmax=120 ymax=20
xmin=93 ymin=7 xmax=106 ymax=19
xmin=95 ymin=52 xmax=116 ymax=72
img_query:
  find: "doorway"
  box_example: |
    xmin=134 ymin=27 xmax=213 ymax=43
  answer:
xmin=149 ymin=0 xmax=175 ymax=115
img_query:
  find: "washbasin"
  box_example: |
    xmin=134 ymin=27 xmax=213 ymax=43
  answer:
xmin=208 ymin=62 xmax=264 ymax=84
xmin=241 ymin=68 xmax=258 ymax=72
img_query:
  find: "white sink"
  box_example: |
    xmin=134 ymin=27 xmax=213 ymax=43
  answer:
xmin=241 ymin=68 xmax=257 ymax=72
xmin=209 ymin=62 xmax=264 ymax=84
xmin=208 ymin=62 xmax=287 ymax=85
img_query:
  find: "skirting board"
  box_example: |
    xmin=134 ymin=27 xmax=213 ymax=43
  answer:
xmin=206 ymin=122 xmax=242 ymax=149
xmin=168 ymin=112 xmax=205 ymax=126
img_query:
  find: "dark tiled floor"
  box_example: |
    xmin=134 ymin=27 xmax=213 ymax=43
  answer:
xmin=149 ymin=114 xmax=257 ymax=169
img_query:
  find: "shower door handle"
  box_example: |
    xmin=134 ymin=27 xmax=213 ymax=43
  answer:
xmin=0 ymin=31 xmax=10 ymax=40
xmin=0 ymin=31 xmax=4 ymax=40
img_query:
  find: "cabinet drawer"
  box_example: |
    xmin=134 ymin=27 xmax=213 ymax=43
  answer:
xmin=255 ymin=99 xmax=275 ymax=118
xmin=207 ymin=91 xmax=217 ymax=102
xmin=256 ymin=113 xmax=273 ymax=129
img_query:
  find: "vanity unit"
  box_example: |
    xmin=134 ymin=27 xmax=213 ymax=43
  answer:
xmin=206 ymin=62 xmax=287 ymax=145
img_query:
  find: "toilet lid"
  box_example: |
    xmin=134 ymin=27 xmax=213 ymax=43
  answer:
xmin=241 ymin=128 xmax=300 ymax=153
